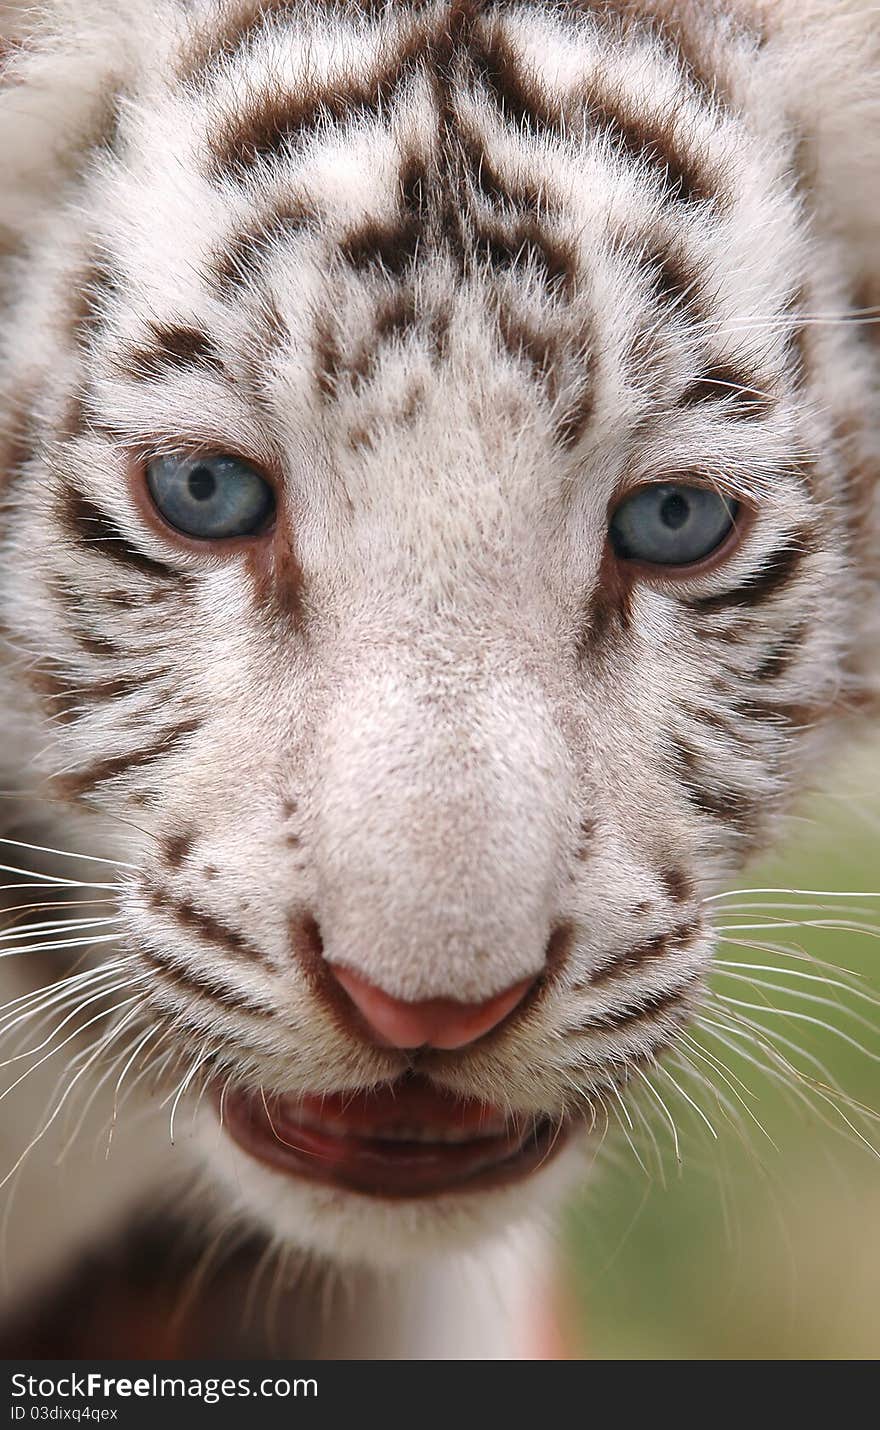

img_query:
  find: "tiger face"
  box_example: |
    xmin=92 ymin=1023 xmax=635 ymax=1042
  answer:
xmin=0 ymin=0 xmax=877 ymax=1266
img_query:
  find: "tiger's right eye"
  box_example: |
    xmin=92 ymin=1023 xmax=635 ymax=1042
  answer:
xmin=145 ymin=453 xmax=275 ymax=539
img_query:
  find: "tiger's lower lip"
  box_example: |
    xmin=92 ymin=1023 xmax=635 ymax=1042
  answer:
xmin=217 ymin=1078 xmax=569 ymax=1199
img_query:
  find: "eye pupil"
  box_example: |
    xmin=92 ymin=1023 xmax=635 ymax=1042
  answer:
xmin=187 ymin=466 xmax=218 ymax=502
xmin=660 ymin=492 xmax=690 ymax=530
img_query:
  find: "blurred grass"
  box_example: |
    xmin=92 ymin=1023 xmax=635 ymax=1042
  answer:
xmin=563 ymin=756 xmax=880 ymax=1360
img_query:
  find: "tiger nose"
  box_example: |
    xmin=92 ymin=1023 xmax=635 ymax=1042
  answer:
xmin=330 ymin=965 xmax=536 ymax=1050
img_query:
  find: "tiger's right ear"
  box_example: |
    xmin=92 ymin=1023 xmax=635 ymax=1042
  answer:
xmin=0 ymin=1 xmax=138 ymax=254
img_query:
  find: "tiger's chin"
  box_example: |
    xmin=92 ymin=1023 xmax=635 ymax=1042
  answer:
xmin=193 ymin=1077 xmax=587 ymax=1269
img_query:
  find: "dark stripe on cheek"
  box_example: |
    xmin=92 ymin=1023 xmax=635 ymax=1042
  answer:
xmin=586 ymin=920 xmax=701 ymax=987
xmin=753 ymin=623 xmax=807 ymax=681
xmin=60 ymin=488 xmax=181 ymax=582
xmin=670 ymin=738 xmax=757 ymax=827
xmin=577 ymin=566 xmax=633 ymax=660
xmin=0 ymin=400 xmax=37 ymax=530
xmin=160 ymin=830 xmax=196 ymax=870
xmin=572 ymin=975 xmax=700 ymax=1034
xmin=659 ymin=867 xmax=695 ymax=905
xmin=54 ymin=718 xmax=201 ymax=799
xmin=139 ymin=945 xmax=274 ymax=1014
xmin=23 ymin=661 xmax=81 ymax=725
xmin=685 ymin=532 xmax=812 ymax=614
xmin=143 ymin=886 xmax=267 ymax=965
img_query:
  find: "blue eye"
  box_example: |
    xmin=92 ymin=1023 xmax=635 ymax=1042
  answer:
xmin=609 ymin=483 xmax=739 ymax=567
xmin=145 ymin=453 xmax=275 ymax=539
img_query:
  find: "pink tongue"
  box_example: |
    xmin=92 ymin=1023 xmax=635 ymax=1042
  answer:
xmin=271 ymin=1076 xmax=510 ymax=1140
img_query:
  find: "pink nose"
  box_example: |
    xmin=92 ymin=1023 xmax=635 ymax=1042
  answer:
xmin=330 ymin=965 xmax=536 ymax=1050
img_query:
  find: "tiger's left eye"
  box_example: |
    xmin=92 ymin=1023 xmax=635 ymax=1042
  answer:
xmin=145 ymin=453 xmax=275 ymax=539
xmin=609 ymin=483 xmax=739 ymax=567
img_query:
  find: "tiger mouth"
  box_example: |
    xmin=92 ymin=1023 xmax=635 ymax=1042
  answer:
xmin=218 ymin=1076 xmax=569 ymax=1199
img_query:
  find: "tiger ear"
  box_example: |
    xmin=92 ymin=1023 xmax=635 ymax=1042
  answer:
xmin=767 ymin=0 xmax=880 ymax=305
xmin=0 ymin=1 xmax=135 ymax=253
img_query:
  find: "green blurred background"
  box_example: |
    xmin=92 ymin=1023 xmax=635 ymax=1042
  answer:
xmin=563 ymin=753 xmax=880 ymax=1360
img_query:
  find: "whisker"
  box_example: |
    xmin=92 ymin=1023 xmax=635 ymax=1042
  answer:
xmin=166 ymin=1044 xmax=215 ymax=1145
xmin=700 ymin=1012 xmax=880 ymax=1161
xmin=0 ymin=1006 xmax=143 ymax=1192
xmin=0 ymin=914 xmax=122 ymax=940
xmin=0 ymin=836 xmax=139 ymax=872
xmin=655 ymin=1059 xmax=718 ymax=1142
xmin=630 ymin=1065 xmax=682 ymax=1165
xmin=0 ymin=959 xmax=132 ymax=1036
xmin=707 ymin=992 xmax=880 ymax=1064
xmin=0 ymin=994 xmax=141 ymax=1148
xmin=0 ymin=862 xmax=117 ymax=889
xmin=707 ymin=887 xmax=880 ymax=903
xmin=0 ymin=974 xmax=142 ymax=1070
xmin=711 ymin=966 xmax=880 ymax=1034
xmin=0 ymin=931 xmax=122 ymax=963
xmin=674 ymin=1030 xmax=779 ymax=1149
xmin=608 ymin=1083 xmax=650 ymax=1177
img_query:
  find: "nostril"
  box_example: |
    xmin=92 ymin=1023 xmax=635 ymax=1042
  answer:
xmin=329 ymin=965 xmax=537 ymax=1051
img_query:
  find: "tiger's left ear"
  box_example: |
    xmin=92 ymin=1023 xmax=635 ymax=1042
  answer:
xmin=763 ymin=0 xmax=880 ymax=306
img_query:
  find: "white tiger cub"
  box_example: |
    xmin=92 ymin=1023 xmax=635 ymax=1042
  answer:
xmin=0 ymin=0 xmax=877 ymax=1359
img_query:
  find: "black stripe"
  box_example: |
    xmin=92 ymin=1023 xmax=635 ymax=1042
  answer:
xmin=470 ymin=26 xmax=561 ymax=136
xmin=565 ymin=1 xmax=740 ymax=103
xmin=588 ymin=921 xmax=701 ymax=987
xmin=208 ymin=33 xmax=427 ymax=179
xmin=574 ymin=976 xmax=699 ymax=1034
xmin=122 ymin=324 xmax=224 ymax=382
xmin=140 ymin=945 xmax=273 ymax=1017
xmin=577 ymin=580 xmax=633 ymax=660
xmin=637 ymin=236 xmax=706 ymax=319
xmin=211 ymin=201 xmax=314 ymax=294
xmin=181 ymin=0 xmax=299 ymax=83
xmin=144 ymin=885 xmax=268 ymax=966
xmin=472 ymin=26 xmax=720 ymax=206
xmin=61 ymin=489 xmax=180 ymax=582
xmin=54 ymin=719 xmax=201 ymax=799
xmin=68 ymin=257 xmax=119 ymax=351
xmin=686 ymin=532 xmax=811 ymax=614
xmin=680 ymin=363 xmax=775 ymax=419
xmin=670 ymin=737 xmax=757 ymax=827
xmin=586 ymin=88 xmax=719 ymax=206
xmin=338 ymin=215 xmax=422 ymax=278
xmin=753 ymin=623 xmax=807 ymax=681
xmin=471 ymin=211 xmax=577 ymax=294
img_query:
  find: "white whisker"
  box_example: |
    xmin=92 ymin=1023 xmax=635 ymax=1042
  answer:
xmin=0 ymin=837 xmax=138 ymax=872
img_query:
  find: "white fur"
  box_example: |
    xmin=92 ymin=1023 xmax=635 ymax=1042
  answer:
xmin=0 ymin=0 xmax=878 ymax=1358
